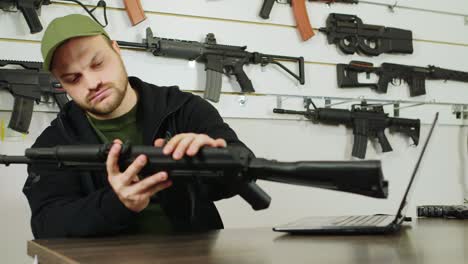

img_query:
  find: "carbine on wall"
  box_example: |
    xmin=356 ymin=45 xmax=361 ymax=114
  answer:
xmin=117 ymin=28 xmax=305 ymax=102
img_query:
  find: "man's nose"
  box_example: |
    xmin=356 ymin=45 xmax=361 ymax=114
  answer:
xmin=83 ymin=72 xmax=102 ymax=90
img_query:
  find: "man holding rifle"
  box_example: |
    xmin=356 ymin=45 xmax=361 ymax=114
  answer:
xmin=23 ymin=14 xmax=251 ymax=238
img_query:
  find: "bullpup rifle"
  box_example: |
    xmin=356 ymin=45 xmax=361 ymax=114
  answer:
xmin=319 ymin=13 xmax=413 ymax=56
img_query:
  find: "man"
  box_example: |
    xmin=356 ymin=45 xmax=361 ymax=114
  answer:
xmin=23 ymin=14 xmax=250 ymax=238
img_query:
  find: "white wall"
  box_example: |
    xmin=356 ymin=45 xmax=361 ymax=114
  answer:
xmin=1 ymin=0 xmax=467 ymax=263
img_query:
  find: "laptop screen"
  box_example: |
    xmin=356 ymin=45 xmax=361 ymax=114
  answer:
xmin=394 ymin=112 xmax=439 ymax=222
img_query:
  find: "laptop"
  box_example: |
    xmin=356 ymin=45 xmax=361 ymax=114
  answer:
xmin=273 ymin=113 xmax=439 ymax=235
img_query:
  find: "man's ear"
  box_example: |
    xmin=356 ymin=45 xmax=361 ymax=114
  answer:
xmin=111 ymin=40 xmax=122 ymax=55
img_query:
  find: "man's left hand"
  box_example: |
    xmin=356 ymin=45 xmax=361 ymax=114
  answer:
xmin=153 ymin=133 xmax=227 ymax=160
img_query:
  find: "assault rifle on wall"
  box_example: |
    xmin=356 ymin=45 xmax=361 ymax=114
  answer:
xmin=273 ymin=99 xmax=420 ymax=159
xmin=0 ymin=0 xmax=108 ymax=34
xmin=259 ymin=0 xmax=358 ymax=41
xmin=0 ymin=144 xmax=389 ymax=210
xmin=117 ymin=28 xmax=305 ymax=102
xmin=319 ymin=13 xmax=413 ymax=56
xmin=337 ymin=61 xmax=468 ymax=96
xmin=0 ymin=60 xmax=69 ymax=133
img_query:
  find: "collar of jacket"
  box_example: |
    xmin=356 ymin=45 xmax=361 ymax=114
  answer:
xmin=57 ymin=76 xmax=192 ymax=145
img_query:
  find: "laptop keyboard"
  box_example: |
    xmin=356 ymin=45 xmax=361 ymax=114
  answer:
xmin=332 ymin=215 xmax=390 ymax=226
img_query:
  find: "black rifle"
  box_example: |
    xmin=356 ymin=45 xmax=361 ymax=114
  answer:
xmin=337 ymin=60 xmax=468 ymax=96
xmin=117 ymin=28 xmax=305 ymax=102
xmin=417 ymin=205 xmax=468 ymax=219
xmin=0 ymin=0 xmax=51 ymax=34
xmin=0 ymin=0 xmax=108 ymax=34
xmin=0 ymin=60 xmax=69 ymax=133
xmin=273 ymin=99 xmax=420 ymax=159
xmin=0 ymin=144 xmax=389 ymax=210
xmin=319 ymin=13 xmax=413 ymax=56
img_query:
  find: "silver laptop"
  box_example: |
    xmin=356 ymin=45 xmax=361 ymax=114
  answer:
xmin=273 ymin=113 xmax=438 ymax=235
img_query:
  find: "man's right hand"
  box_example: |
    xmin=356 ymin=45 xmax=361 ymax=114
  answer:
xmin=106 ymin=140 xmax=172 ymax=212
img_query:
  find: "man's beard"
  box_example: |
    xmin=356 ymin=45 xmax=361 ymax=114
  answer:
xmin=85 ymin=84 xmax=126 ymax=116
xmin=81 ymin=61 xmax=129 ymax=116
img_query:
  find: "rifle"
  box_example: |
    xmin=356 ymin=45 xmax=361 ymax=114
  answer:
xmin=0 ymin=60 xmax=69 ymax=134
xmin=319 ymin=13 xmax=413 ymax=56
xmin=259 ymin=0 xmax=358 ymax=41
xmin=0 ymin=0 xmax=51 ymax=34
xmin=417 ymin=205 xmax=468 ymax=219
xmin=0 ymin=144 xmax=389 ymax=210
xmin=0 ymin=0 xmax=108 ymax=34
xmin=123 ymin=0 xmax=146 ymax=26
xmin=273 ymin=99 xmax=420 ymax=159
xmin=117 ymin=28 xmax=305 ymax=102
xmin=337 ymin=60 xmax=468 ymax=96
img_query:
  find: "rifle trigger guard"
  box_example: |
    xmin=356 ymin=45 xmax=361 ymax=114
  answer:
xmin=391 ymin=78 xmax=402 ymax=86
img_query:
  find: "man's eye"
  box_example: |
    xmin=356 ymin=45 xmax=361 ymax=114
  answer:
xmin=65 ymin=76 xmax=80 ymax=83
xmin=94 ymin=61 xmax=103 ymax=67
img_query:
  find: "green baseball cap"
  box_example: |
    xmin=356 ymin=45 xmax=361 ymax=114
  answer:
xmin=41 ymin=14 xmax=110 ymax=71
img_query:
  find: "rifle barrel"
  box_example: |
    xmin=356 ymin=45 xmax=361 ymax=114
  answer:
xmin=116 ymin=41 xmax=147 ymax=49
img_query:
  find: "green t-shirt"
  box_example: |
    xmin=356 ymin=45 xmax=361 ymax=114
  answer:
xmin=87 ymin=105 xmax=172 ymax=234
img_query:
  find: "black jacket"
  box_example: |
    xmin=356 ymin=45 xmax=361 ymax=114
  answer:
xmin=23 ymin=77 xmax=248 ymax=238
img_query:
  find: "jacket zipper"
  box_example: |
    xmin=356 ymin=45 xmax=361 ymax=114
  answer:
xmin=150 ymin=98 xmax=190 ymax=142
